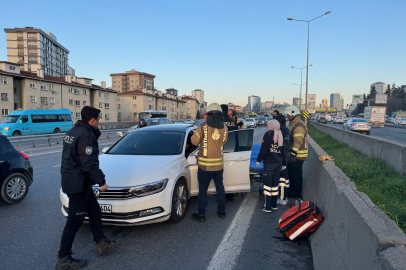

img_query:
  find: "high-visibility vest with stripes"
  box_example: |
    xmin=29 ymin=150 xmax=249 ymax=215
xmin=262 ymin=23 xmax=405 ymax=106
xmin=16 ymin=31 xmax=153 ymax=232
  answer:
xmin=289 ymin=119 xmax=308 ymax=161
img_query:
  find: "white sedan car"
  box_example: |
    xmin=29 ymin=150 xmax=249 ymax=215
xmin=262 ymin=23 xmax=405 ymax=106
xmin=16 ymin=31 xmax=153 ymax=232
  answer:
xmin=60 ymin=125 xmax=254 ymax=226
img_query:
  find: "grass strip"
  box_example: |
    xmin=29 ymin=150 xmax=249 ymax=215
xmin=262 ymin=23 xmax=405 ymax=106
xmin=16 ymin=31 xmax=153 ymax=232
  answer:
xmin=308 ymin=124 xmax=406 ymax=233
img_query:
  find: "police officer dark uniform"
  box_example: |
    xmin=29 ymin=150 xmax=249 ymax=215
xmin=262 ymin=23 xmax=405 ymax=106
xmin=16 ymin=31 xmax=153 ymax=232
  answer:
xmin=275 ymin=114 xmax=290 ymax=205
xmin=191 ymin=103 xmax=228 ymax=222
xmin=138 ymin=118 xmax=147 ymax=128
xmin=221 ymin=104 xmax=237 ymax=131
xmin=56 ymin=106 xmax=121 ymax=270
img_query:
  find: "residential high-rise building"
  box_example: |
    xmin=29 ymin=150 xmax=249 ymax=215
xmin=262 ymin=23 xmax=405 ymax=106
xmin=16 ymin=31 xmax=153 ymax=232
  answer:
xmin=293 ymin=97 xmax=303 ymax=107
xmin=110 ymin=69 xmax=155 ymax=93
xmin=320 ymin=99 xmax=329 ymax=108
xmin=191 ymin=89 xmax=204 ymax=104
xmin=248 ymin=95 xmax=261 ymax=112
xmin=4 ymin=27 xmax=70 ymax=77
xmin=265 ymin=101 xmax=273 ymax=110
xmin=371 ymin=82 xmax=388 ymax=94
xmin=166 ymin=88 xmax=178 ymax=97
xmin=306 ymin=94 xmax=316 ymax=108
xmin=330 ymin=93 xmax=344 ymax=111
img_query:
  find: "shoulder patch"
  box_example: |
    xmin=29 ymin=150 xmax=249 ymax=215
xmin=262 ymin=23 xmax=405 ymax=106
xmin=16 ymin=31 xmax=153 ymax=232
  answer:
xmin=85 ymin=146 xmax=93 ymax=155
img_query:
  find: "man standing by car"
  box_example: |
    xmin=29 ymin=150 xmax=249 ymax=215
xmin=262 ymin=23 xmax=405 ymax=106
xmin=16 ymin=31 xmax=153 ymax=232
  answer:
xmin=57 ymin=106 xmax=122 ymax=270
xmin=191 ymin=103 xmax=228 ymax=222
xmin=221 ymin=104 xmax=237 ymax=131
xmin=284 ymin=105 xmax=308 ymax=198
xmin=228 ymin=109 xmax=244 ymax=129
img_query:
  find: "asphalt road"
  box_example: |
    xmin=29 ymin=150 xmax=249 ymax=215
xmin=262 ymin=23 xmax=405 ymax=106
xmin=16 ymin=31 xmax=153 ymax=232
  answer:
xmin=0 ymin=126 xmax=312 ymax=270
xmin=323 ymin=121 xmax=406 ymax=145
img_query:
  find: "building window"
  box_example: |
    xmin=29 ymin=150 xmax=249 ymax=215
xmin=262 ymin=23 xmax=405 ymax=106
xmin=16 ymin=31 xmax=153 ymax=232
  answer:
xmin=149 ymin=105 xmax=152 ymax=110
xmin=82 ymin=89 xmax=87 ymax=95
xmin=2 ymin=109 xmax=9 ymax=116
xmin=1 ymin=93 xmax=8 ymax=101
xmin=133 ymin=104 xmax=137 ymax=108
xmin=105 ymin=103 xmax=110 ymax=109
xmin=99 ymin=102 xmax=103 ymax=108
xmin=133 ymin=96 xmax=137 ymax=100
xmin=75 ymin=112 xmax=81 ymax=118
xmin=18 ymin=49 xmax=24 ymax=53
xmin=18 ymin=56 xmax=24 ymax=61
xmin=117 ymin=104 xmax=121 ymax=109
xmin=74 ymin=89 xmax=80 ymax=95
xmin=28 ymin=41 xmax=37 ymax=46
xmin=75 ymin=100 xmax=80 ymax=107
xmin=105 ymin=93 xmax=109 ymax=98
xmin=49 ymin=84 xmax=54 ymax=90
xmin=50 ymin=98 xmax=55 ymax=104
xmin=85 ymin=80 xmax=90 ymax=84
xmin=98 ymin=92 xmax=101 ymax=97
xmin=28 ymin=49 xmax=37 ymax=54
xmin=1 ymin=78 xmax=8 ymax=84
xmin=28 ymin=33 xmax=37 ymax=38
xmin=41 ymin=97 xmax=48 ymax=105
xmin=149 ymin=97 xmax=152 ymax=102
xmin=40 ymin=83 xmax=47 ymax=90
xmin=18 ymin=41 xmax=24 ymax=45
xmin=69 ymin=99 xmax=73 ymax=106
xmin=99 ymin=113 xmax=103 ymax=118
xmin=69 ymin=88 xmax=73 ymax=93
xmin=17 ymin=32 xmax=23 ymax=37
xmin=9 ymin=66 xmax=16 ymax=71
xmin=105 ymin=113 xmax=110 ymax=120
xmin=83 ymin=101 xmax=87 ymax=106
xmin=30 ymin=96 xmax=36 ymax=102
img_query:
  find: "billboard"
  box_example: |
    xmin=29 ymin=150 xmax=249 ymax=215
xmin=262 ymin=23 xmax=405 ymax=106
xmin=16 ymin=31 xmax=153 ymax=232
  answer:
xmin=375 ymin=94 xmax=387 ymax=104
xmin=315 ymin=108 xmax=338 ymax=113
xmin=352 ymin=95 xmax=364 ymax=104
xmin=307 ymin=94 xmax=316 ymax=108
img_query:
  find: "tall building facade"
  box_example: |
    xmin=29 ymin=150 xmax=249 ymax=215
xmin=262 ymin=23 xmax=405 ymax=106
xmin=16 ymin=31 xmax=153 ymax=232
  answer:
xmin=4 ymin=27 xmax=70 ymax=77
xmin=330 ymin=93 xmax=344 ymax=110
xmin=248 ymin=95 xmax=261 ymax=113
xmin=293 ymin=97 xmax=302 ymax=107
xmin=371 ymin=82 xmax=387 ymax=94
xmin=191 ymin=89 xmax=204 ymax=104
xmin=320 ymin=99 xmax=329 ymax=108
xmin=110 ymin=69 xmax=155 ymax=93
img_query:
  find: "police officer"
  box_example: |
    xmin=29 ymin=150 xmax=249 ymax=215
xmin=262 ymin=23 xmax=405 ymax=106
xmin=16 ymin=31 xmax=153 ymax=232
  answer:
xmin=56 ymin=106 xmax=121 ymax=270
xmin=284 ymin=105 xmax=308 ymax=198
xmin=221 ymin=104 xmax=237 ymax=131
xmin=228 ymin=109 xmax=244 ymax=129
xmin=138 ymin=118 xmax=147 ymax=128
xmin=191 ymin=103 xmax=228 ymax=222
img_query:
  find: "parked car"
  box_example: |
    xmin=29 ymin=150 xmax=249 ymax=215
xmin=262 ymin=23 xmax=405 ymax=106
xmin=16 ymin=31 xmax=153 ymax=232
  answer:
xmin=318 ymin=117 xmax=327 ymax=124
xmin=174 ymin=120 xmax=185 ymax=124
xmin=333 ymin=117 xmax=344 ymax=124
xmin=385 ymin=117 xmax=393 ymax=123
xmin=343 ymin=118 xmax=371 ymax=135
xmin=183 ymin=119 xmax=195 ymax=125
xmin=394 ymin=118 xmax=406 ymax=126
xmin=256 ymin=117 xmax=267 ymax=127
xmin=60 ymin=125 xmax=254 ymax=225
xmin=244 ymin=118 xmax=257 ymax=128
xmin=194 ymin=119 xmax=205 ymax=126
xmin=0 ymin=135 xmax=33 ymax=204
xmin=128 ymin=118 xmax=172 ymax=133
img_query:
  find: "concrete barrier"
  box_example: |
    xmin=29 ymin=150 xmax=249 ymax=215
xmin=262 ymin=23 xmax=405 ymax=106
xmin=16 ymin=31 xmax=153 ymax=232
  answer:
xmin=98 ymin=121 xmax=137 ymax=130
xmin=310 ymin=122 xmax=406 ymax=175
xmin=303 ymin=136 xmax=406 ymax=270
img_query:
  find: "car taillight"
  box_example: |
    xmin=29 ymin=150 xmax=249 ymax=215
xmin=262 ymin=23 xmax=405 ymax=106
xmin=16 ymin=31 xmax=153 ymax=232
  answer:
xmin=351 ymin=124 xmax=356 ymax=126
xmin=367 ymin=124 xmax=371 ymax=126
xmin=19 ymin=152 xmax=29 ymax=160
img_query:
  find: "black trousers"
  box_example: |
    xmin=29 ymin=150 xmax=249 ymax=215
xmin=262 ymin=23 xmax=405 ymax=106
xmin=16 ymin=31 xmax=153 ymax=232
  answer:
xmin=58 ymin=188 xmax=104 ymax=258
xmin=262 ymin=162 xmax=282 ymax=209
xmin=288 ymin=159 xmax=304 ymax=197
xmin=197 ymin=168 xmax=226 ymax=214
xmin=279 ymin=168 xmax=290 ymax=201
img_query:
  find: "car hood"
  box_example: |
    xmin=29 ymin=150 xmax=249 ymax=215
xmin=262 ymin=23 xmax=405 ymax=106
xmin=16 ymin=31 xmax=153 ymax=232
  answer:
xmin=99 ymin=154 xmax=182 ymax=187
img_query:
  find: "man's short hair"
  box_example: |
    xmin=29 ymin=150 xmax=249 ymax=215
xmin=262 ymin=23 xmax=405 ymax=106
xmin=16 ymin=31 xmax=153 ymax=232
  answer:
xmin=275 ymin=114 xmax=286 ymax=125
xmin=229 ymin=109 xmax=236 ymax=117
xmin=81 ymin=106 xmax=101 ymax=123
xmin=273 ymin=110 xmax=280 ymax=115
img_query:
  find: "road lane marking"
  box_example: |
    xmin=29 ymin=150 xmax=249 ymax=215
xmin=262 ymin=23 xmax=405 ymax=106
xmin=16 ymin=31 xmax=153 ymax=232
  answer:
xmin=207 ymin=192 xmax=259 ymax=270
xmin=384 ymin=135 xmax=396 ymax=139
xmin=52 ymin=164 xmax=61 ymax=167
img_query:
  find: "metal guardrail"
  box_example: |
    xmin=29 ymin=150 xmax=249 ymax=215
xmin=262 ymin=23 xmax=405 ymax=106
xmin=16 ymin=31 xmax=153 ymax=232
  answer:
xmin=7 ymin=129 xmax=127 ymax=151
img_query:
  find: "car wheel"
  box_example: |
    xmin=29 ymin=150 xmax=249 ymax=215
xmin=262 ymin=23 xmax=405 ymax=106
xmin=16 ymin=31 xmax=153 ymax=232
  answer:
xmin=53 ymin=128 xmax=60 ymax=133
xmin=169 ymin=178 xmax=188 ymax=223
xmin=366 ymin=131 xmax=370 ymax=135
xmin=12 ymin=130 xmax=21 ymax=136
xmin=0 ymin=173 xmax=30 ymax=204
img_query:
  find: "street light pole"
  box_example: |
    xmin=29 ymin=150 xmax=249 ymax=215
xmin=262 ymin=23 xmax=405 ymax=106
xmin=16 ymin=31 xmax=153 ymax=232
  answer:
xmin=292 ymin=65 xmax=312 ymax=111
xmin=288 ymin=11 xmax=331 ymax=124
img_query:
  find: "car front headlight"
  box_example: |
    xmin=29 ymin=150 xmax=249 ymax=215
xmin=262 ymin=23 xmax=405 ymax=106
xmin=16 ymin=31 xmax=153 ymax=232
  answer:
xmin=128 ymin=179 xmax=169 ymax=197
xmin=3 ymin=127 xmax=11 ymax=131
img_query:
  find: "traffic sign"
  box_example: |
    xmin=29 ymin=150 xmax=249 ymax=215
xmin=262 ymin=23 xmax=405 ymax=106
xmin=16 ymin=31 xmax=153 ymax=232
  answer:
xmin=392 ymin=112 xmax=395 ymax=117
xmin=302 ymin=110 xmax=310 ymax=119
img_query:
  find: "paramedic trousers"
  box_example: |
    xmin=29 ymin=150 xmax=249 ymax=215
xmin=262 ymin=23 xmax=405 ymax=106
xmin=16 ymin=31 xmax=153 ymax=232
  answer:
xmin=197 ymin=168 xmax=226 ymax=214
xmin=288 ymin=159 xmax=304 ymax=197
xmin=58 ymin=188 xmax=104 ymax=258
xmin=279 ymin=168 xmax=290 ymax=201
xmin=263 ymin=162 xmax=282 ymax=209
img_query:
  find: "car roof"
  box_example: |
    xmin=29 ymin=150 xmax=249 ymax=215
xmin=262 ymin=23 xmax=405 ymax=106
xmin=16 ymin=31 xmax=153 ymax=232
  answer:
xmin=133 ymin=124 xmax=194 ymax=132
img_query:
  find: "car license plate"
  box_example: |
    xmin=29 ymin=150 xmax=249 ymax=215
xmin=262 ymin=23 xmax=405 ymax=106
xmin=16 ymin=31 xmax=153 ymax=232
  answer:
xmin=100 ymin=204 xmax=112 ymax=213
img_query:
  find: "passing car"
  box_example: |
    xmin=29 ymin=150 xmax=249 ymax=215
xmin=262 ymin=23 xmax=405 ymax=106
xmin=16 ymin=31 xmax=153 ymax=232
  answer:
xmin=394 ymin=118 xmax=406 ymax=126
xmin=333 ymin=117 xmax=344 ymax=124
xmin=60 ymin=125 xmax=254 ymax=225
xmin=318 ymin=117 xmax=327 ymax=124
xmin=385 ymin=117 xmax=393 ymax=123
xmin=244 ymin=118 xmax=257 ymax=128
xmin=0 ymin=135 xmax=33 ymax=204
xmin=256 ymin=117 xmax=267 ymax=127
xmin=128 ymin=118 xmax=172 ymax=132
xmin=343 ymin=118 xmax=371 ymax=135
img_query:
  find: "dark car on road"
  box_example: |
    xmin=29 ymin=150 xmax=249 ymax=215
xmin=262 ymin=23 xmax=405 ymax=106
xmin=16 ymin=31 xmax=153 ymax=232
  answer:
xmin=256 ymin=117 xmax=267 ymax=126
xmin=0 ymin=135 xmax=33 ymax=204
xmin=318 ymin=117 xmax=327 ymax=124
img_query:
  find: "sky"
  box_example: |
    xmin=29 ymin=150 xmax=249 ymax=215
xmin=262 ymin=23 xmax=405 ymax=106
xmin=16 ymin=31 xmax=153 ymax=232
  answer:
xmin=1 ymin=0 xmax=405 ymax=107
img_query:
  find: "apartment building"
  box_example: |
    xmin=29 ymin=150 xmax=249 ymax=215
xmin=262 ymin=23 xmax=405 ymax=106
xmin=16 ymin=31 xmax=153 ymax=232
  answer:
xmin=227 ymin=103 xmax=243 ymax=113
xmin=4 ymin=27 xmax=70 ymax=77
xmin=117 ymin=89 xmax=186 ymax=121
xmin=0 ymin=61 xmax=118 ymax=121
xmin=181 ymin=96 xmax=200 ymax=120
xmin=110 ymin=69 xmax=155 ymax=92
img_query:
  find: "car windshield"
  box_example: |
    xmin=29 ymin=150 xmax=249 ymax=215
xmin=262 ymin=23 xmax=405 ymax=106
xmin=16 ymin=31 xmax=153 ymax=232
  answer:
xmin=258 ymin=118 xmax=266 ymax=120
xmin=353 ymin=119 xmax=367 ymax=123
xmin=246 ymin=119 xmax=254 ymax=122
xmin=2 ymin=115 xmax=20 ymax=123
xmin=108 ymin=131 xmax=185 ymax=155
xmin=146 ymin=119 xmax=160 ymax=126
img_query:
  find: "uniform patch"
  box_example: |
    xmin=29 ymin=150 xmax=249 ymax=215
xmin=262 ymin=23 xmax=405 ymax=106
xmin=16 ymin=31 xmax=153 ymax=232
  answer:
xmin=212 ymin=128 xmax=220 ymax=140
xmin=85 ymin=146 xmax=93 ymax=155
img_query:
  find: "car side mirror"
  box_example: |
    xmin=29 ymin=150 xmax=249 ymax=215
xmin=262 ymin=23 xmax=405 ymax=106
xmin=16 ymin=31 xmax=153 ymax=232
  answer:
xmin=102 ymin=147 xmax=110 ymax=154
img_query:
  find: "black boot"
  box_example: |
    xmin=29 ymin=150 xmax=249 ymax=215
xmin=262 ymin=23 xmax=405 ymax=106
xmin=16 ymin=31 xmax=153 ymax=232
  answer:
xmin=56 ymin=255 xmax=87 ymax=270
xmin=217 ymin=211 xmax=226 ymax=219
xmin=96 ymin=237 xmax=122 ymax=256
xmin=191 ymin=212 xmax=206 ymax=222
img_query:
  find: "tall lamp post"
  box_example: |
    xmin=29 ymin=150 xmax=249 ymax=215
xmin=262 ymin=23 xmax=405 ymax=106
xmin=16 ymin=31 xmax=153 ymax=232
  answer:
xmin=288 ymin=11 xmax=331 ymax=123
xmin=292 ymin=64 xmax=312 ymax=111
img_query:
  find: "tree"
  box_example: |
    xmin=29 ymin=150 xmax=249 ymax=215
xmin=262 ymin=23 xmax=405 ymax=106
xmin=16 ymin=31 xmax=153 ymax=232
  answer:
xmin=368 ymin=85 xmax=377 ymax=100
xmin=196 ymin=110 xmax=201 ymax=120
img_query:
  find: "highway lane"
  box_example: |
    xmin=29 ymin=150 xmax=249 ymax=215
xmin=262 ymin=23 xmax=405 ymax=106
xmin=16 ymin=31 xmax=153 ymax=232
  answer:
xmin=325 ymin=122 xmax=406 ymax=145
xmin=0 ymin=126 xmax=312 ymax=270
